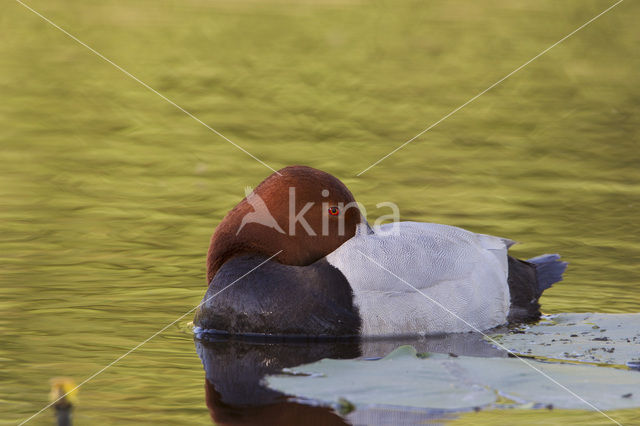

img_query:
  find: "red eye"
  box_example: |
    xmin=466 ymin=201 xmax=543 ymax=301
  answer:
xmin=328 ymin=206 xmax=340 ymax=216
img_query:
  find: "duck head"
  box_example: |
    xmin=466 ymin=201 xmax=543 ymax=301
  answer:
xmin=206 ymin=166 xmax=362 ymax=283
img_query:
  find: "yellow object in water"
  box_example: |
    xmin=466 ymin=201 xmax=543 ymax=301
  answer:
xmin=49 ymin=378 xmax=78 ymax=407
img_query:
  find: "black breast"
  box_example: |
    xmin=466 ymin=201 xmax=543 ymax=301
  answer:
xmin=194 ymin=254 xmax=362 ymax=338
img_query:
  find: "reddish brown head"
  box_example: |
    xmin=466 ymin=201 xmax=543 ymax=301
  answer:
xmin=206 ymin=166 xmax=362 ymax=283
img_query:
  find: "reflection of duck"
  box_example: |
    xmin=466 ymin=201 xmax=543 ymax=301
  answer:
xmin=196 ymin=337 xmax=357 ymax=425
xmin=196 ymin=165 xmax=567 ymax=337
xmin=195 ymin=333 xmax=505 ymax=425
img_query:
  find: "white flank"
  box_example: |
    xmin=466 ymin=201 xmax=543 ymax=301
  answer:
xmin=326 ymin=222 xmax=512 ymax=336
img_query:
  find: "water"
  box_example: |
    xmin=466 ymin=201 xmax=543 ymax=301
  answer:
xmin=1 ymin=0 xmax=639 ymax=424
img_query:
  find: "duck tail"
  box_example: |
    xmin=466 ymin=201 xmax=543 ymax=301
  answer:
xmin=507 ymin=254 xmax=568 ymax=323
xmin=526 ymin=254 xmax=568 ymax=295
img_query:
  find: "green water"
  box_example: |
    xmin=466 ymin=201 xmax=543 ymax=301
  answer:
xmin=1 ymin=0 xmax=639 ymax=424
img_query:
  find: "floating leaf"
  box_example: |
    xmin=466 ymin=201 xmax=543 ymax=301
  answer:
xmin=266 ymin=345 xmax=640 ymax=411
xmin=491 ymin=313 xmax=640 ymax=367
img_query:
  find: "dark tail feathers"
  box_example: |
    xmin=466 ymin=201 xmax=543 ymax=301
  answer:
xmin=526 ymin=254 xmax=568 ymax=295
xmin=507 ymin=254 xmax=568 ymax=323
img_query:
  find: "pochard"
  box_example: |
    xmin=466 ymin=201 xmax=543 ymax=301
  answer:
xmin=194 ymin=166 xmax=567 ymax=338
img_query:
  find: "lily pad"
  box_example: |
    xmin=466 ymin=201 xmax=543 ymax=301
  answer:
xmin=266 ymin=345 xmax=640 ymax=411
xmin=490 ymin=313 xmax=640 ymax=367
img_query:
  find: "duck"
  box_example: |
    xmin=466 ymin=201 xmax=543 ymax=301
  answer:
xmin=194 ymin=165 xmax=567 ymax=338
